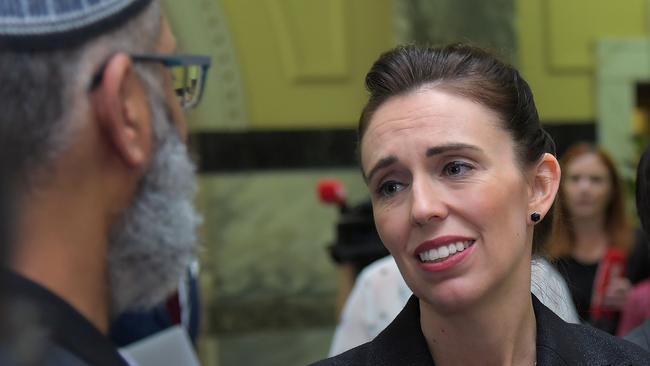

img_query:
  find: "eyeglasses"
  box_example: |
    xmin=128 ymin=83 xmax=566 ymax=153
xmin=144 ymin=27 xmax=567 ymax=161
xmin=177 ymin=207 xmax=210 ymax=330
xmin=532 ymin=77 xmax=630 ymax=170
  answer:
xmin=90 ymin=53 xmax=212 ymax=110
xmin=133 ymin=54 xmax=211 ymax=109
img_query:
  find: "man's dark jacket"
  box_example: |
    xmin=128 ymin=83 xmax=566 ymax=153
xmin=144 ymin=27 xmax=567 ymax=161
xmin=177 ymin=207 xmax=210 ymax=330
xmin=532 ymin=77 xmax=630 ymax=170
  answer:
xmin=0 ymin=271 xmax=129 ymax=366
xmin=312 ymin=295 xmax=650 ymax=365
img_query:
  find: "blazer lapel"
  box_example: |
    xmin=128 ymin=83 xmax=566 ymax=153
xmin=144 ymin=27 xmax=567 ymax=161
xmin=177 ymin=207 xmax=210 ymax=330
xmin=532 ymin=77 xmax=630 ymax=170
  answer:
xmin=367 ymin=295 xmax=436 ymax=365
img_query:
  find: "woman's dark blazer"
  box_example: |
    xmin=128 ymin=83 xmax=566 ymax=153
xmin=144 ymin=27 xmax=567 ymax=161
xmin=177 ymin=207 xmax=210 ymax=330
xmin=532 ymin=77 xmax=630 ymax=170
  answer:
xmin=625 ymin=319 xmax=650 ymax=352
xmin=311 ymin=295 xmax=650 ymax=366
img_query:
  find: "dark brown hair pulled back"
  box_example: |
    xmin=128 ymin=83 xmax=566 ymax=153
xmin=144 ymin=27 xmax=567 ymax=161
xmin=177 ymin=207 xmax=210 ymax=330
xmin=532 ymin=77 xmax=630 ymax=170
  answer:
xmin=359 ymin=44 xmax=556 ymax=253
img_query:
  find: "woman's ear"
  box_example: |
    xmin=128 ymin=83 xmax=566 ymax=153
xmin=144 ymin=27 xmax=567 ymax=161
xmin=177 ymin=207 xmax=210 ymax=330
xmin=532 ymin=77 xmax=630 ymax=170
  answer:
xmin=90 ymin=53 xmax=153 ymax=169
xmin=528 ymin=153 xmax=561 ymax=223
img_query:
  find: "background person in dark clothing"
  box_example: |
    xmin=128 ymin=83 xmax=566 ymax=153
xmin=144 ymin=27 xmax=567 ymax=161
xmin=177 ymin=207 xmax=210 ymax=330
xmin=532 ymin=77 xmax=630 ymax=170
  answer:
xmin=0 ymin=0 xmax=210 ymax=364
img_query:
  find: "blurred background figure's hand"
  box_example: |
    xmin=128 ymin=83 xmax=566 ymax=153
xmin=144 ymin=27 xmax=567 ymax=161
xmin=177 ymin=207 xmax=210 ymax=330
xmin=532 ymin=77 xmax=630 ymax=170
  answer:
xmin=604 ymin=276 xmax=631 ymax=310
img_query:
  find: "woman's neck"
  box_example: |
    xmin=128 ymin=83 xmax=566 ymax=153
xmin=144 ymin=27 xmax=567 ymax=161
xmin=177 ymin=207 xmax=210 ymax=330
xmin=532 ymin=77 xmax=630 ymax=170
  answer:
xmin=420 ymin=278 xmax=536 ymax=366
xmin=571 ymin=215 xmax=608 ymax=264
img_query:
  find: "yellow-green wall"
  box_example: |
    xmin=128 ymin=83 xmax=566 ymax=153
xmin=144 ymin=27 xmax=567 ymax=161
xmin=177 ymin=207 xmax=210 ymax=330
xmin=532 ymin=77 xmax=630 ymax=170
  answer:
xmin=222 ymin=0 xmax=393 ymax=129
xmin=167 ymin=0 xmax=649 ymax=126
xmin=516 ymin=0 xmax=648 ymax=122
xmin=164 ymin=0 xmax=394 ymax=131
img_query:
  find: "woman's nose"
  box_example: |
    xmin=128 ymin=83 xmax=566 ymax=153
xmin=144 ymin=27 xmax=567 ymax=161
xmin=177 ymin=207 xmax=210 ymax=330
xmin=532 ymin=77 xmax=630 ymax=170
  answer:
xmin=576 ymin=177 xmax=592 ymax=191
xmin=409 ymin=178 xmax=448 ymax=227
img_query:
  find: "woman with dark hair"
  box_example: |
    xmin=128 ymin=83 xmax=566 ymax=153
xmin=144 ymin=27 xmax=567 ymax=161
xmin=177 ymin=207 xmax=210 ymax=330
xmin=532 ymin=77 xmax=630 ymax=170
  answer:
xmin=312 ymin=44 xmax=650 ymax=365
xmin=547 ymin=143 xmax=633 ymax=334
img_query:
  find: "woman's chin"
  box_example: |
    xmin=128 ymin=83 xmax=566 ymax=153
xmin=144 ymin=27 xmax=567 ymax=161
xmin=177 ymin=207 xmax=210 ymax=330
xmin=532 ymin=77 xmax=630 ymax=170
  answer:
xmin=415 ymin=281 xmax=487 ymax=315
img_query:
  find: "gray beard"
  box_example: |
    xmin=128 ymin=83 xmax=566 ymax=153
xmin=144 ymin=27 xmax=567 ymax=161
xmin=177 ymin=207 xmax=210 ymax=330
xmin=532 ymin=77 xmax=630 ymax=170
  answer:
xmin=107 ymin=96 xmax=201 ymax=316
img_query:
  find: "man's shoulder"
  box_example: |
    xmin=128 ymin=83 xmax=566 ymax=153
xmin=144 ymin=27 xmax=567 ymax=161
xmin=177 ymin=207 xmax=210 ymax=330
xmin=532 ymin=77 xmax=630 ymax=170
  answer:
xmin=0 ymin=340 xmax=91 ymax=366
xmin=43 ymin=344 xmax=92 ymax=366
xmin=1 ymin=271 xmax=129 ymax=366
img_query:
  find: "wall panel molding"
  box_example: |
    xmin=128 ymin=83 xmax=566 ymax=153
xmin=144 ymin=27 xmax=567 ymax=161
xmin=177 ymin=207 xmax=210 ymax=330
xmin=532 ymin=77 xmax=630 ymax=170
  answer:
xmin=266 ymin=0 xmax=349 ymax=82
xmin=544 ymin=0 xmax=647 ymax=72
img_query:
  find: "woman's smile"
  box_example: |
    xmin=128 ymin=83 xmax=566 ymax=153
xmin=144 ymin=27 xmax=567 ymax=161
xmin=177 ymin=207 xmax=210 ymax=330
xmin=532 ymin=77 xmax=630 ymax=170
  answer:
xmin=414 ymin=236 xmax=476 ymax=272
xmin=417 ymin=239 xmax=475 ymax=263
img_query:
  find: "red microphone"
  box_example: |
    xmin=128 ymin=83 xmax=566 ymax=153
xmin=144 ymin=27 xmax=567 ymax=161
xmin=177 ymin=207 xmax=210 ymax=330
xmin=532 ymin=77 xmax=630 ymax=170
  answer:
xmin=317 ymin=179 xmax=348 ymax=211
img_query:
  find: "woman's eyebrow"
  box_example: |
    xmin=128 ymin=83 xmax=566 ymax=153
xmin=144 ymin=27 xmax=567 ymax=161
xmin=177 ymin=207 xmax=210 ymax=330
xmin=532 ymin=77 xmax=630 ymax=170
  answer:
xmin=365 ymin=156 xmax=397 ymax=182
xmin=426 ymin=143 xmax=482 ymax=157
xmin=365 ymin=144 xmax=482 ymax=182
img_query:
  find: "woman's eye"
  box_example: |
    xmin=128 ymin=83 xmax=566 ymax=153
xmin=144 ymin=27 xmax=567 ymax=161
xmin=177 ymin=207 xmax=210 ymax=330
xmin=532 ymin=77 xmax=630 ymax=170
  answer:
xmin=378 ymin=181 xmax=405 ymax=197
xmin=444 ymin=161 xmax=472 ymax=177
xmin=590 ymin=176 xmax=605 ymax=184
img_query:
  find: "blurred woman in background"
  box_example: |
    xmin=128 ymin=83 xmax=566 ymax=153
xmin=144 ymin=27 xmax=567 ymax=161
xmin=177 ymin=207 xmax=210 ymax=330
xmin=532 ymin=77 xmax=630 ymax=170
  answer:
xmin=548 ymin=142 xmax=633 ymax=334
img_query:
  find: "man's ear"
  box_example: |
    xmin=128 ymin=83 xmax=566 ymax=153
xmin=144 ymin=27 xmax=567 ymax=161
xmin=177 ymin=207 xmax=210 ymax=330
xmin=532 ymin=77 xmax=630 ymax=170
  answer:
xmin=528 ymin=153 xmax=561 ymax=223
xmin=90 ymin=53 xmax=152 ymax=169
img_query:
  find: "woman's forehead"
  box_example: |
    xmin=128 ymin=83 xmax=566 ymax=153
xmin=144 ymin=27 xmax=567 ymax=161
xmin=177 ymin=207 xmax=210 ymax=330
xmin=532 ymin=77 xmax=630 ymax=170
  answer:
xmin=360 ymin=89 xmax=514 ymax=168
xmin=363 ymin=90 xmax=504 ymax=147
xmin=566 ymin=153 xmax=609 ymax=174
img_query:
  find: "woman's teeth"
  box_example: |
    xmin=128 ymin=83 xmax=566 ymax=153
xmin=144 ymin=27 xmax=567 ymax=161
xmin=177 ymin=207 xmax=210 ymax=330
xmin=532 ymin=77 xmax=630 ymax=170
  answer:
xmin=418 ymin=240 xmax=474 ymax=262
